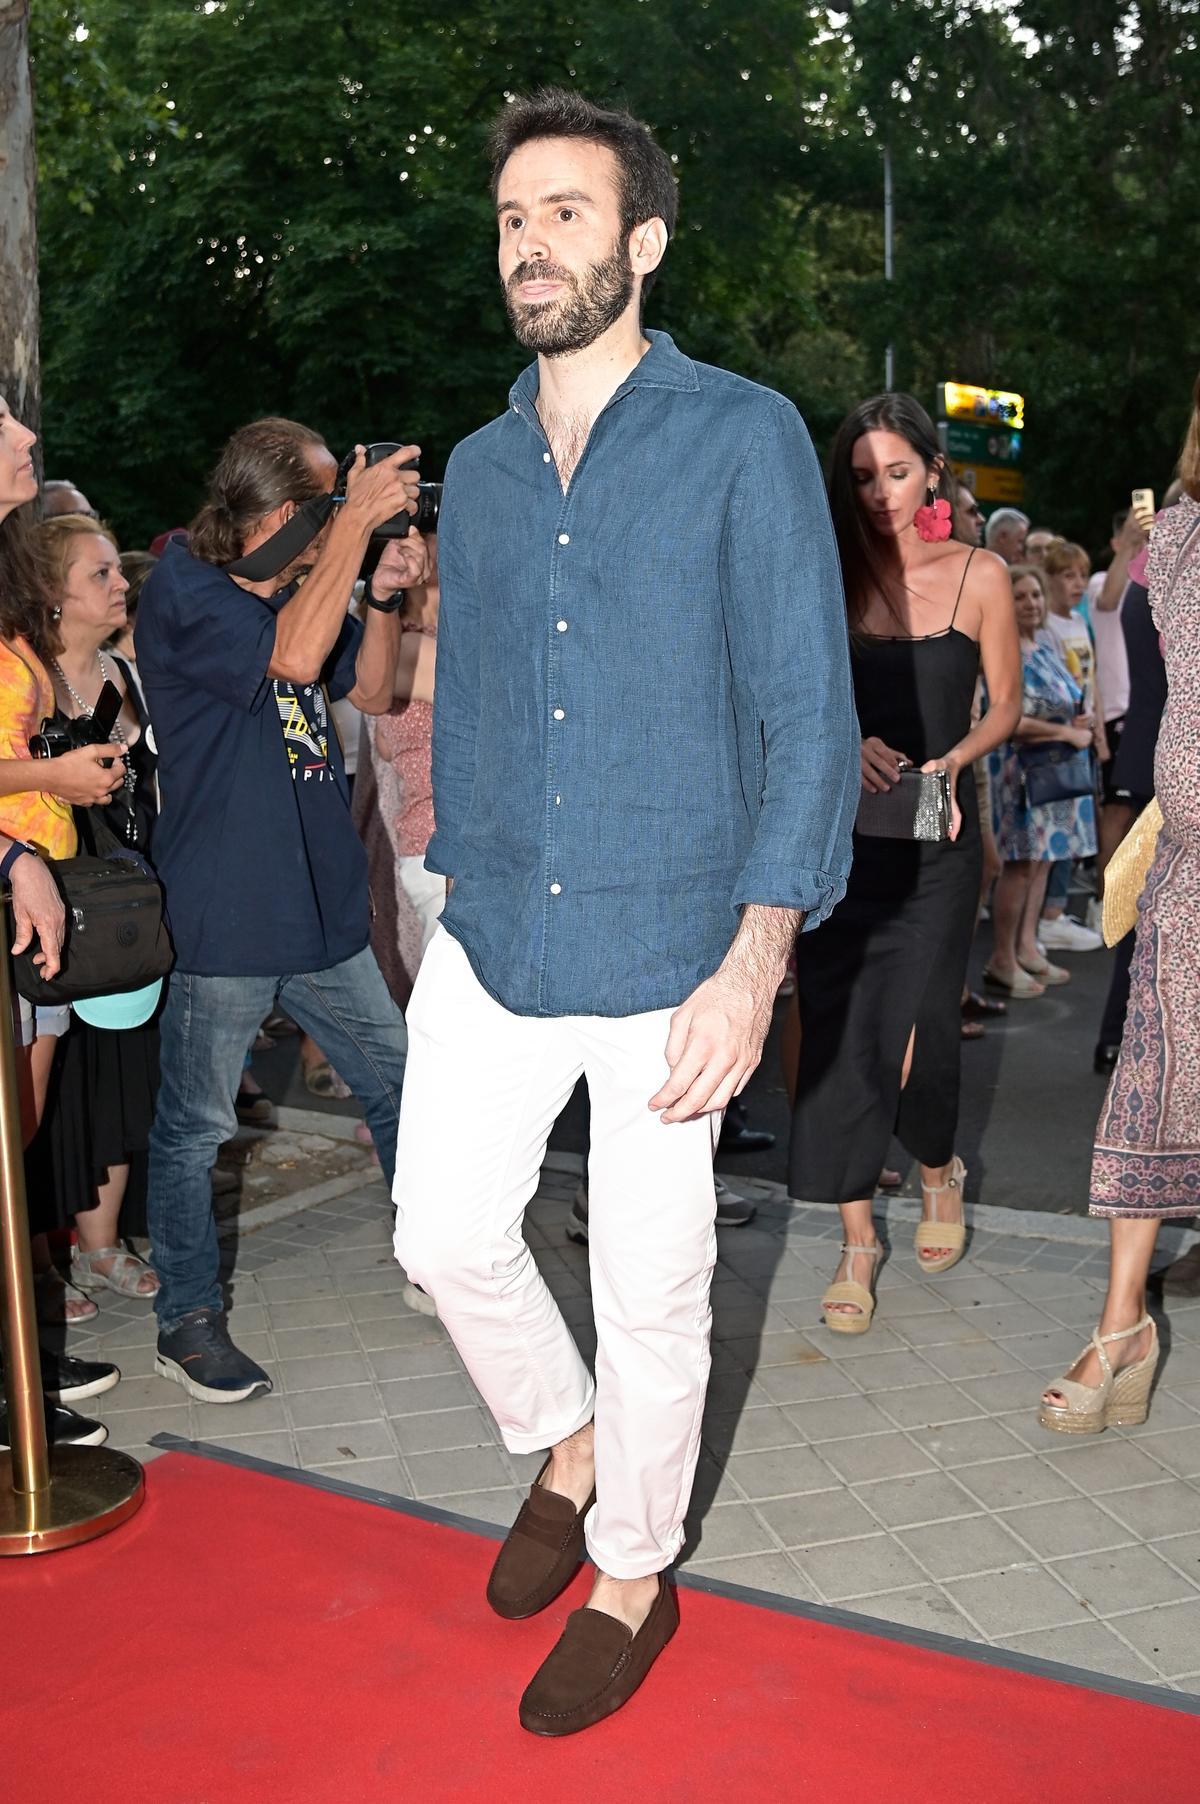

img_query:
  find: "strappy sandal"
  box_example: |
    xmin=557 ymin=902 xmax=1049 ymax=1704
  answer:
xmin=71 ymin=1246 xmax=159 ymax=1298
xmin=34 ymin=1266 xmax=99 ymax=1323
xmin=1039 ymin=1316 xmax=1159 ymax=1435
xmin=821 ymin=1242 xmax=882 ymax=1335
xmin=916 ymin=1155 xmax=967 ymax=1274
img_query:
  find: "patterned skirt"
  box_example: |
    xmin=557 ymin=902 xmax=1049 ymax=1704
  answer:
xmin=1091 ymin=834 xmax=1200 ymax=1217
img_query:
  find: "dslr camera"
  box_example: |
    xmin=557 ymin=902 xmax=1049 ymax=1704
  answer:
xmin=353 ymin=442 xmax=442 ymax=540
xmin=29 ymin=680 xmax=123 ymax=761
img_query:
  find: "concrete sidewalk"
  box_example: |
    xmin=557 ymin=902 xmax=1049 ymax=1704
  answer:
xmin=60 ymin=1152 xmax=1200 ymax=1696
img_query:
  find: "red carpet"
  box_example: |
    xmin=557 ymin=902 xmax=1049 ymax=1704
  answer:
xmin=4 ymin=1446 xmax=1197 ymax=1803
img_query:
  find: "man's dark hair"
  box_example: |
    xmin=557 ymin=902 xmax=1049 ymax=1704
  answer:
xmin=189 ymin=417 xmax=329 ymax=564
xmin=488 ymin=88 xmax=678 ymax=296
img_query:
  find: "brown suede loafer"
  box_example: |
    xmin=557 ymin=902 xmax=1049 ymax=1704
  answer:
xmin=518 ymin=1573 xmax=679 ymax=1736
xmin=486 ymin=1461 xmax=595 ymax=1620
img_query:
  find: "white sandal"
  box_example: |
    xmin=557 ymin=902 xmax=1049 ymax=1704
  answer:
xmin=915 ymin=1156 xmax=967 ymax=1274
xmin=71 ymin=1245 xmax=159 ymax=1297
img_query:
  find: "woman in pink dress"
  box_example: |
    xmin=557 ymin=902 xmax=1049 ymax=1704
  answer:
xmin=1039 ymin=373 xmax=1200 ymax=1434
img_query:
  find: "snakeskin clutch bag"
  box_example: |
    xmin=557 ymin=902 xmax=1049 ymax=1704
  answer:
xmin=855 ymin=766 xmax=952 ymax=842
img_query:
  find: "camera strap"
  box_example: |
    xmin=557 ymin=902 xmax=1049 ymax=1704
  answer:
xmin=223 ymin=491 xmax=339 ymax=582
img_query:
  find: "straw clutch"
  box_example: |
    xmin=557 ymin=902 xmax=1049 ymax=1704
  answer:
xmin=1102 ymin=799 xmax=1163 ymax=946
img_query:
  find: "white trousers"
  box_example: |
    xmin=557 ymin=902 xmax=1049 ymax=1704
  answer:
xmin=397 ymin=854 xmax=447 ymax=959
xmin=393 ymin=928 xmax=719 ymax=1579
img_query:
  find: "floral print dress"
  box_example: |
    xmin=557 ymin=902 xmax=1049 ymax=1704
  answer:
xmin=989 ymin=633 xmax=1098 ymax=862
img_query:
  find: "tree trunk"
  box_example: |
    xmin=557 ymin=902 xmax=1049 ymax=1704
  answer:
xmin=0 ymin=1 xmax=39 ymax=447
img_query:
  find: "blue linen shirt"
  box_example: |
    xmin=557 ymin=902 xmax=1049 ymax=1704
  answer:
xmin=426 ymin=330 xmax=860 ymax=1018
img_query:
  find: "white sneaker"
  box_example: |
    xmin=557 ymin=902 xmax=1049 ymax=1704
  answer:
xmin=1038 ymin=914 xmax=1104 ymax=952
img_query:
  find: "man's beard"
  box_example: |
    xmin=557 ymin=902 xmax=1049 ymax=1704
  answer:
xmin=503 ymin=243 xmax=634 ymax=355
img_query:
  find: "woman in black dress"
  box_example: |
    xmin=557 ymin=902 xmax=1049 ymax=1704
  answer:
xmin=790 ymin=395 xmax=1020 ymax=1332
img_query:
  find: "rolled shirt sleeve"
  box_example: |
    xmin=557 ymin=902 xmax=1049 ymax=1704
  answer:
xmin=722 ymin=397 xmax=860 ymax=928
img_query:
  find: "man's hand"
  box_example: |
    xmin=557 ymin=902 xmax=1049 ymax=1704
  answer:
xmin=372 ymin=528 xmax=430 ymax=599
xmin=9 ymin=854 xmax=65 ymax=981
xmin=47 ymin=744 xmax=127 ymax=807
xmin=342 ymin=444 xmax=422 ymax=535
xmin=861 ymin=737 xmax=908 ymax=793
xmin=649 ymin=904 xmax=801 ymax=1123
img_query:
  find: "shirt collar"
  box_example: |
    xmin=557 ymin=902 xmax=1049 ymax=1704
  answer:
xmin=509 ymin=329 xmax=699 ymax=413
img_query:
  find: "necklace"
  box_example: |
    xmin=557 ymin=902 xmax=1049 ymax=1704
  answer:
xmin=50 ymin=649 xmax=139 ymax=813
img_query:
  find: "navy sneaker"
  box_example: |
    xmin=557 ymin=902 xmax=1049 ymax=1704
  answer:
xmin=155 ymin=1308 xmax=272 ymax=1403
xmin=40 ymin=1349 xmax=120 ymax=1404
xmin=0 ymin=1400 xmax=108 ymax=1448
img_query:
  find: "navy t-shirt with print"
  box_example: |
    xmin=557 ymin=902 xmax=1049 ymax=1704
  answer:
xmin=135 ymin=539 xmax=368 ymax=976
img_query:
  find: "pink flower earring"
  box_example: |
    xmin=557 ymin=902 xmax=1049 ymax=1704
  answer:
xmin=915 ymin=487 xmax=952 ymax=542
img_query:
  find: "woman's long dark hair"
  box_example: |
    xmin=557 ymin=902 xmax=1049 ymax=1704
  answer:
xmin=828 ymin=392 xmax=956 ymax=634
xmin=0 ymin=505 xmax=62 ymax=662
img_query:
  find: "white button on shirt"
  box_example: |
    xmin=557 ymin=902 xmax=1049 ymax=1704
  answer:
xmin=553 ymin=708 xmax=565 ymax=720
xmin=556 ymin=620 xmax=568 ymax=633
xmin=543 ymin=452 xmax=552 ymax=463
xmin=558 ymin=533 xmax=570 ymax=545
xmin=549 ymin=883 xmax=562 ymax=895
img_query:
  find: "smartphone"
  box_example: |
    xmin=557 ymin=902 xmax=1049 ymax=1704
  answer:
xmin=87 ymin=680 xmax=124 ymax=744
xmin=1131 ymin=487 xmax=1155 ymax=520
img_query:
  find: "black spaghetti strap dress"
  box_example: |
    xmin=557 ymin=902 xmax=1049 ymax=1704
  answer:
xmin=789 ymin=575 xmax=982 ymax=1206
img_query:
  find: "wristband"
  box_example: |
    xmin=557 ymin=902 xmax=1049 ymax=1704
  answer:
xmin=0 ymin=841 xmax=34 ymax=882
xmin=364 ymin=578 xmax=406 ymax=614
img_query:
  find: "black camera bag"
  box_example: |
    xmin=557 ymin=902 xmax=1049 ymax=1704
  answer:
xmin=11 ymin=811 xmax=173 ymax=1007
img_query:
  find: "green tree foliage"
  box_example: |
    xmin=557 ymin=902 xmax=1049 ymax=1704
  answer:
xmin=29 ymin=0 xmax=1200 ymax=550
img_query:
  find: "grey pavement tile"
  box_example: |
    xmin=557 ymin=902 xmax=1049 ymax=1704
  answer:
xmin=1114 ymin=1600 xmax=1200 ymax=1680
xmin=784 ymin=1394 xmax=895 ymax=1443
xmin=997 ymin=1621 xmax=1163 ymax=1684
xmin=366 ymin=1341 xmax=464 ymax=1384
xmin=294 ymin=1420 xmax=400 ymax=1467
xmin=1156 ymin=1531 xmax=1200 ymax=1590
xmin=875 ymin=1383 xmax=986 ymax=1431
xmin=702 ymin=1373 xmax=772 ymax=1413
xmin=920 ymin=1340 xmax=1026 ymax=1381
xmin=345 ymin=1287 xmax=423 ymax=1321
xmin=923 ymin=1274 xmax=1026 ymax=1310
xmin=330 ymin=1268 xmax=406 ymax=1297
xmin=1122 ymin=1393 xmax=1200 ymax=1433
xmin=190 ymin=1394 xmax=292 ymax=1436
xmin=1003 ymin=1269 xmax=1100 ymax=1303
xmin=276 ymin=1350 xmax=372 ymax=1392
xmin=814 ymin=1323 xmax=912 ymax=1358
xmin=684 ymin=1551 xmax=817 ymax=1601
xmin=752 ymin=1361 xmax=860 ymax=1405
xmin=98 ymin=1344 xmax=158 ymax=1380
xmin=720 ymin=1331 xmax=826 ymax=1372
xmin=101 ymin=1375 xmax=183 ymax=1415
xmin=897 ymin=1514 xmax=1030 ymax=1582
xmin=853 ymin=1469 xmax=979 ymax=1530
xmin=376 ymin=1372 xmax=480 ymax=1416
xmin=907 ymin=1416 xmax=1028 ymax=1469
xmin=846 ymin=1584 xmax=979 ymax=1640
xmin=1009 ymin=1329 xmax=1102 ymax=1375
xmin=724 ymin=1445 xmax=839 ymax=1501
xmin=702 ymin=1407 xmax=805 ymax=1457
xmin=798 ymin=1534 xmax=929 ymax=1602
xmin=815 ymin=1431 xmax=935 ymax=1486
xmin=957 ymin=1370 xmax=1047 ymax=1415
xmin=944 ymin=1565 xmax=1087 ymax=1637
xmin=690 ymin=1451 xmax=746 ymax=1508
xmin=997 ymin=1498 xmax=1132 ymax=1561
xmin=423 ymin=1488 xmax=523 ymax=1529
xmin=285 ymin=1383 xmax=383 ymax=1429
xmin=873 ymin=1287 xmax=954 ymax=1320
xmin=310 ymin=1456 xmax=412 ymax=1498
xmin=1159 ymin=1344 xmax=1200 ymax=1385
xmin=256 ymin=1274 xmax=341 ymax=1303
xmin=1100 ymin=1479 xmax=1200 ymax=1542
xmin=98 ymin=1405 xmax=189 ymax=1448
xmin=263 ymin=1297 xmax=350 ymax=1330
xmin=391 ymin=1407 xmax=497 ymax=1455
xmin=684 ymin=1502 xmax=778 ymax=1560
xmin=200 ymin=1429 xmax=299 ymax=1467
xmin=1042 ymin=1437 xmax=1195 ymax=1499
xmin=757 ymin=1488 xmax=879 ymax=1548
xmin=270 ymin=1324 xmax=361 ymax=1359
xmin=405 ymin=1446 xmax=512 ymax=1497
xmin=1135 ymin=1426 xmax=1200 ymax=1479
xmin=965 ymin=1303 xmax=1067 ymax=1343
xmin=892 ymin=1311 xmax=997 ymax=1350
xmin=354 ymin=1315 xmax=454 ymax=1353
xmin=953 ymin=1455 xmax=1078 ymax=1512
xmin=1051 ymin=1544 xmax=1200 ymax=1616
xmin=833 ymin=1350 xmax=942 ymax=1394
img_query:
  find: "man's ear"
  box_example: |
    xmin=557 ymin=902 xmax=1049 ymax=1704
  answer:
xmin=630 ymin=216 xmax=668 ymax=281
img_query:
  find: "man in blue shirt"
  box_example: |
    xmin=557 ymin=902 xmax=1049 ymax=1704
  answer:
xmin=393 ymin=90 xmax=859 ymax=1734
xmin=137 ymin=421 xmax=425 ymax=1403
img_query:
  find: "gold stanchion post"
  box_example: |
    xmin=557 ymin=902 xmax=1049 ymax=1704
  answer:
xmin=0 ymin=913 xmax=143 ymax=1554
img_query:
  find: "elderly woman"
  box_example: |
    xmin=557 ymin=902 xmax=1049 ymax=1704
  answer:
xmin=984 ymin=564 xmax=1098 ymax=996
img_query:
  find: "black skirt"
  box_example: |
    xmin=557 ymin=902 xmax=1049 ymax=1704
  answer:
xmin=25 ymin=1013 xmax=160 ymax=1236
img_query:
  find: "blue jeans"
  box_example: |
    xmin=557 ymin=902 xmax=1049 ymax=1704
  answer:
xmin=148 ymin=946 xmax=406 ymax=1330
xmin=1045 ymin=858 xmax=1073 ymax=910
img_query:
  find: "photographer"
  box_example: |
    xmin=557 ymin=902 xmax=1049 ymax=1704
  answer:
xmin=135 ymin=417 xmax=424 ymax=1404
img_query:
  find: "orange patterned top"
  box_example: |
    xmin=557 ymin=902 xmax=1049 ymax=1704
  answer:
xmin=0 ymin=637 xmax=76 ymax=857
